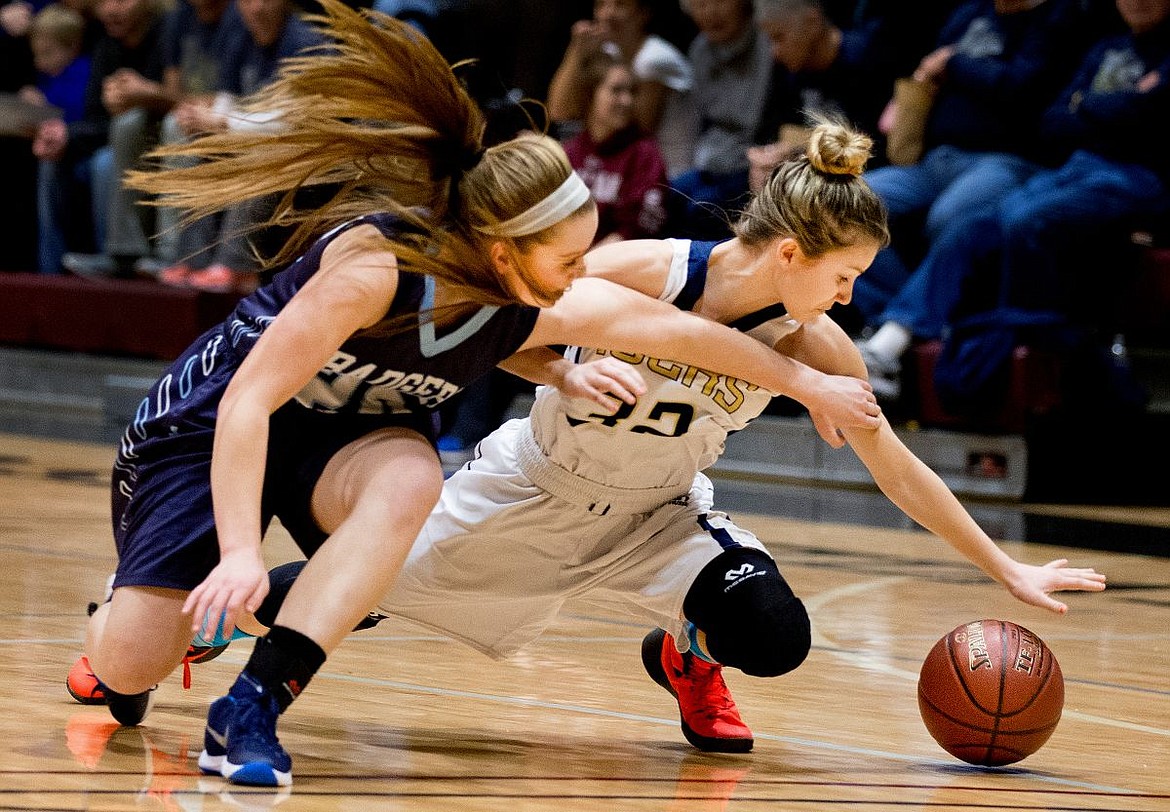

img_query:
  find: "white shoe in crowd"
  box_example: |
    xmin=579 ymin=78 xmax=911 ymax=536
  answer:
xmin=856 ymin=340 xmax=903 ymax=401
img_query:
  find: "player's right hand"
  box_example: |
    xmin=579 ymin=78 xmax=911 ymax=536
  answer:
xmin=560 ymin=356 xmax=646 ymax=414
xmin=807 ymin=374 xmax=881 ymax=447
xmin=1002 ymin=558 xmax=1108 ymax=615
xmin=182 ymin=547 xmax=269 ymax=640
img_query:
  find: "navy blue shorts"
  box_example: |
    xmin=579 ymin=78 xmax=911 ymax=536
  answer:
xmin=111 ymin=399 xmax=438 ymax=591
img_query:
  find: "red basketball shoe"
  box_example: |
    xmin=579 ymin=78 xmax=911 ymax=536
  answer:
xmin=67 ymin=655 xmax=106 ymax=705
xmin=65 ymin=655 xmax=154 ymax=726
xmin=67 ymin=640 xmax=228 ymax=705
xmin=641 ymin=628 xmax=754 ymax=753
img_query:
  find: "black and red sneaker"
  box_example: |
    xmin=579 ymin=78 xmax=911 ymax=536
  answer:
xmin=641 ymin=627 xmax=754 ymax=753
xmin=65 ymin=655 xmax=153 ymax=725
xmin=66 ymin=655 xmax=106 ymax=705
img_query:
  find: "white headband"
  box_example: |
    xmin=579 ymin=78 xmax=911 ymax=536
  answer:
xmin=475 ymin=172 xmax=592 ymax=237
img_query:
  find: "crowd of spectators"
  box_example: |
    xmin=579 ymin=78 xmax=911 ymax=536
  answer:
xmin=2 ymin=0 xmax=1167 ymax=437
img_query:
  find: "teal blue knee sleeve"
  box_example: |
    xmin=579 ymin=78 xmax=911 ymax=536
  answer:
xmin=683 ymin=620 xmax=718 ymax=664
xmin=193 ymin=614 xmax=256 ymax=648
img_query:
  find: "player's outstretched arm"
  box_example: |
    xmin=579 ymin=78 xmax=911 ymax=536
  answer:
xmin=843 ymin=419 xmax=1107 ymax=613
xmin=523 ymin=278 xmax=882 ymax=436
xmin=786 ymin=318 xmax=1106 ymax=614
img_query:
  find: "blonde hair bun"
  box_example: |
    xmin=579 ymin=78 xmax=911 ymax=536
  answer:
xmin=733 ymin=113 xmax=888 ymax=256
xmin=806 ymin=118 xmax=873 ymax=178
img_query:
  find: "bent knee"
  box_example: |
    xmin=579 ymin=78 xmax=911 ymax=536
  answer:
xmin=684 ymin=548 xmax=812 ymax=678
xmin=357 ymin=462 xmax=443 ymax=524
xmin=740 ymin=597 xmax=812 ymax=677
xmin=88 ymin=589 xmax=192 ymax=693
xmin=89 ymin=634 xmax=189 ymax=693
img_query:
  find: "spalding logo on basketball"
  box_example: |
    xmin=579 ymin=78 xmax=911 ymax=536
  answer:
xmin=917 ymin=619 xmax=1064 ymax=766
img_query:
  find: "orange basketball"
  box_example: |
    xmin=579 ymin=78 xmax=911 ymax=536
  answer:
xmin=917 ymin=619 xmax=1064 ymax=766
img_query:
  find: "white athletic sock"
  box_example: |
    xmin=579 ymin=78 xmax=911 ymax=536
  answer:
xmin=865 ymin=322 xmax=912 ymax=361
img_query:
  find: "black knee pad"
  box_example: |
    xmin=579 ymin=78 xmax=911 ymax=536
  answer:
xmin=254 ymin=560 xmax=307 ymax=628
xmin=255 ymin=560 xmax=385 ymax=632
xmin=682 ymin=547 xmax=811 ymax=678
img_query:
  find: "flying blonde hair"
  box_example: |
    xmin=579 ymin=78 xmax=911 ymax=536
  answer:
xmin=127 ymin=0 xmax=592 ymax=307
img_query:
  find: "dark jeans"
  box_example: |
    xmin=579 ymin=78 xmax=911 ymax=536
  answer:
xmin=851 ymin=145 xmax=1037 ymax=325
xmin=883 ymin=150 xmax=1167 ymax=338
xmin=38 ymin=153 xmax=97 ymax=274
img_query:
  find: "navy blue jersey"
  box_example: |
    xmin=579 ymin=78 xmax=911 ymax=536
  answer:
xmin=110 ymin=212 xmax=541 ymax=589
xmin=228 ymin=213 xmax=541 ymax=417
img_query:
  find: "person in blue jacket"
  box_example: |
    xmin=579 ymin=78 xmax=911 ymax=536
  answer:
xmin=850 ymin=0 xmax=1098 ymax=392
xmin=856 ymin=0 xmax=1170 ymax=406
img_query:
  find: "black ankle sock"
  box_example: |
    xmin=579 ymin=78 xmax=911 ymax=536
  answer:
xmin=243 ymin=625 xmax=326 ymax=712
xmin=253 ymin=561 xmax=308 ymax=628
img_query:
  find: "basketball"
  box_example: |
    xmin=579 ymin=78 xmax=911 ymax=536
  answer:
xmin=917 ymin=619 xmax=1064 ymax=766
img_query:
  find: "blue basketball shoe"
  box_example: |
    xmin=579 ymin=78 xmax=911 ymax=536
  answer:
xmin=198 ymin=693 xmax=236 ymax=775
xmin=216 ymin=674 xmax=293 ymax=787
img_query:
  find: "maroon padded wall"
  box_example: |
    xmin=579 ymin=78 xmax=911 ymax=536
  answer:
xmin=0 ymin=274 xmax=239 ymax=360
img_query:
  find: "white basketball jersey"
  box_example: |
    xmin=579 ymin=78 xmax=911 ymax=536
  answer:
xmin=529 ymin=238 xmax=800 ymax=491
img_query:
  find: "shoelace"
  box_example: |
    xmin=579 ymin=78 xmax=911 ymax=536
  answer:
xmin=181 ymin=645 xmax=210 ymax=690
xmin=229 ymin=695 xmax=285 ymax=758
xmin=677 ymin=659 xmax=738 ymax=716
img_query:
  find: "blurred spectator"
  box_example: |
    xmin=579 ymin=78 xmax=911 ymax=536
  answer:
xmin=152 ymin=0 xmax=326 ymax=293
xmin=844 ymin=0 xmax=1095 ymax=350
xmin=163 ymin=0 xmax=244 ymax=103
xmin=668 ymin=0 xmax=780 ymax=237
xmin=34 ymin=0 xmax=167 ymax=276
xmin=440 ymin=0 xmax=589 ymax=108
xmin=23 ymin=3 xmax=91 ymax=124
xmin=857 ymin=0 xmax=1167 ymax=404
xmin=61 ymin=0 xmax=177 ymax=277
xmin=369 ymin=0 xmax=447 ymax=36
xmin=547 ymin=0 xmax=693 ymax=163
xmin=62 ymin=0 xmax=243 ymax=278
xmin=755 ymin=0 xmax=891 ymax=145
xmin=1 ymin=0 xmax=35 ymax=39
xmin=128 ymin=0 xmax=246 ymax=275
xmin=1 ymin=0 xmax=38 ymax=272
xmin=747 ymin=0 xmax=960 ymax=188
xmin=563 ymin=52 xmax=670 ymax=244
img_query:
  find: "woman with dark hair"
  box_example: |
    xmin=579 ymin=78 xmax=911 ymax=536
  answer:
xmin=563 ymin=51 xmax=671 ymax=244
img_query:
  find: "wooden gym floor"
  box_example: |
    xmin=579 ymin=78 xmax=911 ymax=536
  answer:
xmin=1 ymin=431 xmax=1167 ymax=811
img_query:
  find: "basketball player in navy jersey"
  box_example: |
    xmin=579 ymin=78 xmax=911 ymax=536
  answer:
xmin=287 ymin=119 xmax=1103 ymax=755
xmin=64 ymin=3 xmax=888 ymax=788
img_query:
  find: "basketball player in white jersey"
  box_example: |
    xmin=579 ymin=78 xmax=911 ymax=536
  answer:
xmin=67 ymin=4 xmax=893 ymax=788
xmin=218 ymin=118 xmax=1106 ymax=764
